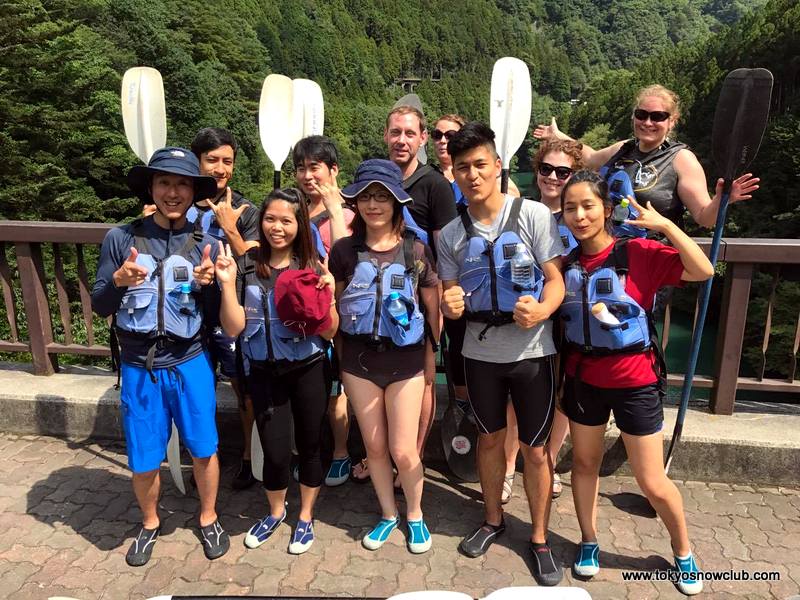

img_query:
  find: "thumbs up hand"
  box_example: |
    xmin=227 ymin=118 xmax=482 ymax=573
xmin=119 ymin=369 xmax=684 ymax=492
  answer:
xmin=113 ymin=247 xmax=149 ymax=288
xmin=193 ymin=244 xmax=216 ymax=286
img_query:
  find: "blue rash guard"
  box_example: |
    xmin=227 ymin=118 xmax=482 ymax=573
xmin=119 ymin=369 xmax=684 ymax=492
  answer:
xmin=91 ymin=216 xmax=219 ymax=369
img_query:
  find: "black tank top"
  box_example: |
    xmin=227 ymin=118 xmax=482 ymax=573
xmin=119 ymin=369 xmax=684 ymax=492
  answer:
xmin=603 ymin=139 xmax=687 ymax=227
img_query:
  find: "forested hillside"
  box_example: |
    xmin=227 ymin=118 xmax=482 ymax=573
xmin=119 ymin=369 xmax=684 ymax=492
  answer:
xmin=0 ymin=0 xmax=773 ymax=225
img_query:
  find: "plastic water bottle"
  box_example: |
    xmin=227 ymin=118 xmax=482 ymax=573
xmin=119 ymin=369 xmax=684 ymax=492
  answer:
xmin=612 ymin=198 xmax=630 ymax=225
xmin=510 ymin=243 xmax=534 ymax=289
xmin=387 ymin=292 xmax=409 ymax=326
xmin=591 ymin=302 xmax=620 ymax=325
xmin=179 ymin=282 xmax=192 ymax=305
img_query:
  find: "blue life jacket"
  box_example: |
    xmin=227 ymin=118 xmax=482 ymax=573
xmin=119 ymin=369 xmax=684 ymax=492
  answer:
xmin=402 ymin=206 xmax=428 ymax=246
xmin=338 ymin=232 xmax=425 ymax=349
xmin=560 ymin=239 xmax=652 ymax=356
xmin=554 ymin=211 xmax=578 ymax=256
xmin=114 ymin=220 xmax=205 ymax=376
xmin=458 ymin=198 xmax=544 ymax=338
xmin=596 ymin=166 xmax=647 ymax=240
xmin=239 ymin=263 xmax=326 ymax=365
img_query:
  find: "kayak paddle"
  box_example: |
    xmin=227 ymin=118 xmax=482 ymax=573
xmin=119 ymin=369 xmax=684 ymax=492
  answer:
xmin=259 ymin=73 xmax=294 ymax=190
xmin=292 ymin=78 xmax=325 ymax=141
xmin=490 ymin=57 xmax=531 ymax=194
xmin=121 ymin=67 xmax=166 ymax=164
xmin=665 ymin=68 xmax=773 ymax=472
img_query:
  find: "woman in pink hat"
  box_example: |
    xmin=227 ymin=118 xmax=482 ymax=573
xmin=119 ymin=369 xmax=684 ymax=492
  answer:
xmin=216 ymin=188 xmax=338 ymax=555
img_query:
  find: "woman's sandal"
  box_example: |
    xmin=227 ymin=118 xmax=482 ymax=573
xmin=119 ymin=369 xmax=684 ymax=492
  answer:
xmin=501 ymin=472 xmax=515 ymax=504
xmin=350 ymin=458 xmax=371 ymax=483
xmin=552 ymin=472 xmax=563 ymax=499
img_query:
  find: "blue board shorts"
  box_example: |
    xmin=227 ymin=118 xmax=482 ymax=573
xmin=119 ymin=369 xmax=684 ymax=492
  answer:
xmin=120 ymin=352 xmax=218 ymax=473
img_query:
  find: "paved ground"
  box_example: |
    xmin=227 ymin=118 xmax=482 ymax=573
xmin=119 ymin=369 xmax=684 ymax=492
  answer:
xmin=1 ymin=433 xmax=799 ymax=600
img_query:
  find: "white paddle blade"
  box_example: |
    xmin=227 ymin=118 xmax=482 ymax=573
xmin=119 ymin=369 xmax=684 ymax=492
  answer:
xmin=121 ymin=67 xmax=166 ymax=163
xmin=166 ymin=422 xmax=186 ymax=495
xmin=490 ymin=57 xmax=532 ymax=169
xmin=250 ymin=422 xmax=264 ymax=481
xmin=292 ymin=79 xmax=325 ymax=140
xmin=259 ymin=74 xmax=294 ymax=172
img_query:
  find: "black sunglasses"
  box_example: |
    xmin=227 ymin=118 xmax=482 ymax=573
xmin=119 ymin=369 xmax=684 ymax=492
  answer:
xmin=431 ymin=129 xmax=458 ymax=141
xmin=537 ymin=163 xmax=573 ymax=181
xmin=633 ymin=108 xmax=670 ymax=123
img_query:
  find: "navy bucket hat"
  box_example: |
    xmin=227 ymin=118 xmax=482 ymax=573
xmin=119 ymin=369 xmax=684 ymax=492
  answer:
xmin=340 ymin=159 xmax=412 ymax=204
xmin=127 ymin=147 xmax=218 ymax=203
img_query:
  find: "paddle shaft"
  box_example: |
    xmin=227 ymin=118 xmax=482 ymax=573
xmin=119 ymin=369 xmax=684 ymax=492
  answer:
xmin=274 ymin=171 xmax=281 ymax=191
xmin=665 ymin=183 xmax=731 ymax=469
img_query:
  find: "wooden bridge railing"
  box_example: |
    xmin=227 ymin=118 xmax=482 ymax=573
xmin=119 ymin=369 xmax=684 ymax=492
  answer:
xmin=0 ymin=221 xmax=798 ymax=415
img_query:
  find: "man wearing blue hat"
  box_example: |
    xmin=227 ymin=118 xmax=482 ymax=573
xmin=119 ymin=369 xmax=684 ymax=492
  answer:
xmin=91 ymin=147 xmax=229 ymax=566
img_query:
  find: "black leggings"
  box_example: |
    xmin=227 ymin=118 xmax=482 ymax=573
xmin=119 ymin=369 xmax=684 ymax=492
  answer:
xmin=247 ymin=358 xmax=331 ymax=491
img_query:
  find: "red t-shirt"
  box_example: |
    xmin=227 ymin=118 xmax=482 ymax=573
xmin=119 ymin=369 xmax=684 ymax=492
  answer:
xmin=563 ymin=237 xmax=684 ymax=388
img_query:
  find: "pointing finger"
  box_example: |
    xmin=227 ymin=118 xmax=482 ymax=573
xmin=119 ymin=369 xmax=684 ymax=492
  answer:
xmin=225 ymin=244 xmax=232 ymax=258
xmin=217 ymin=240 xmax=225 ymax=258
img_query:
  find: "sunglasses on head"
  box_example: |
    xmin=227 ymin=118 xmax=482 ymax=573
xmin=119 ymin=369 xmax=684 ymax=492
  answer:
xmin=633 ymin=108 xmax=670 ymax=123
xmin=537 ymin=163 xmax=573 ymax=181
xmin=431 ymin=129 xmax=458 ymax=141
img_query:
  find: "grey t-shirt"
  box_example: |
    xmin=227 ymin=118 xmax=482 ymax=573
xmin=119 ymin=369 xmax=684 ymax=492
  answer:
xmin=437 ymin=195 xmax=564 ymax=363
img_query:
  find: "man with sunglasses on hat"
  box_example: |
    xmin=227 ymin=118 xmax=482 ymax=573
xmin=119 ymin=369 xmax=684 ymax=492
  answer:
xmin=91 ymin=147 xmax=229 ymax=566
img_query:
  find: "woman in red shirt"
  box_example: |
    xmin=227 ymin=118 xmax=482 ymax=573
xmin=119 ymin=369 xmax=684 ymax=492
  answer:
xmin=560 ymin=170 xmax=712 ymax=596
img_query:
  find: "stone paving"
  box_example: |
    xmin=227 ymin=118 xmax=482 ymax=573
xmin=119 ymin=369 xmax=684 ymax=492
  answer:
xmin=1 ymin=433 xmax=799 ymax=600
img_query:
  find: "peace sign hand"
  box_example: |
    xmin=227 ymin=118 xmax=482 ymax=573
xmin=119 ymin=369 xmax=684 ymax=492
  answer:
xmin=208 ymin=187 xmax=247 ymax=233
xmin=214 ymin=241 xmax=237 ymax=286
xmin=193 ymin=244 xmax=215 ymax=286
xmin=113 ymin=247 xmax=149 ymax=288
xmin=316 ymin=257 xmax=335 ymax=293
xmin=624 ymin=197 xmax=671 ymax=234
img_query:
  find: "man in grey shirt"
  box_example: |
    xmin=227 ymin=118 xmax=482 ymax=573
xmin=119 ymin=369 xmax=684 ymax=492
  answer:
xmin=438 ymin=122 xmax=565 ymax=586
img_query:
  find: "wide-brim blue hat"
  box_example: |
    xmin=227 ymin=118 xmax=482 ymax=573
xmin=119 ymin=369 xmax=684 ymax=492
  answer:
xmin=340 ymin=159 xmax=412 ymax=204
xmin=127 ymin=146 xmax=218 ymax=203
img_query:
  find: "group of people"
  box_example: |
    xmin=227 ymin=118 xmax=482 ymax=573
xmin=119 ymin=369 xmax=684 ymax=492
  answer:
xmin=92 ymin=83 xmax=760 ymax=595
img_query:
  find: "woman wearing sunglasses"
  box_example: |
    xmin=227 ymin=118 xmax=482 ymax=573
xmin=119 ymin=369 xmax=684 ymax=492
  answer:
xmin=432 ymin=114 xmax=520 ymax=208
xmin=534 ymin=84 xmax=759 ymax=229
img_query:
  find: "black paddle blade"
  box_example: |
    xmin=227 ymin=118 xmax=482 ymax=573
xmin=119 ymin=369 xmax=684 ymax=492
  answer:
xmin=440 ymin=400 xmax=479 ymax=482
xmin=712 ymin=68 xmax=773 ymax=181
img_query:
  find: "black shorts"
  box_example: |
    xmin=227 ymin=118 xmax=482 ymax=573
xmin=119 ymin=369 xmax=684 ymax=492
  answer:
xmin=463 ymin=356 xmax=555 ymax=447
xmin=562 ymin=377 xmax=663 ymax=436
xmin=443 ymin=316 xmax=467 ymax=387
xmin=206 ymin=325 xmax=239 ymax=379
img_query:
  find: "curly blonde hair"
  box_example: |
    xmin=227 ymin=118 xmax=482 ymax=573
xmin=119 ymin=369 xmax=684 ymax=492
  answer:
xmin=635 ymin=84 xmax=681 ymax=121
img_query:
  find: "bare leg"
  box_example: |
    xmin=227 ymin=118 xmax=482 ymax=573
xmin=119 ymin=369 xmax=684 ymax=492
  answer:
xmin=569 ymin=421 xmax=606 ymax=542
xmin=329 ymin=390 xmax=350 ymax=459
xmin=504 ymin=402 xmax=520 ymax=476
xmin=622 ymin=431 xmax=691 ymax=556
xmin=519 ymin=444 xmax=553 ymax=543
xmin=546 ymin=408 xmax=569 ymax=468
xmin=192 ymin=454 xmax=220 ymax=527
xmin=343 ymin=373 xmax=396 ymax=520
xmin=132 ymin=470 xmax=160 ymax=529
xmin=298 ymin=484 xmax=321 ymax=522
xmin=477 ymin=429 xmax=506 ymax=526
xmin=385 ymin=376 xmax=426 ymax=519
xmin=266 ymin=488 xmax=288 ymax=518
